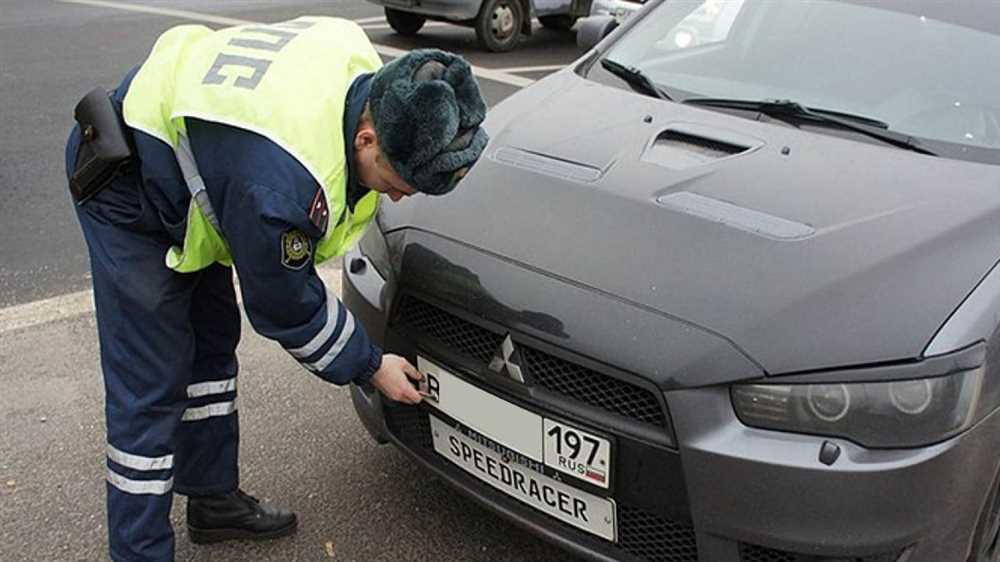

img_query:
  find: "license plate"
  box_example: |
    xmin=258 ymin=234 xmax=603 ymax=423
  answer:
xmin=543 ymin=418 xmax=611 ymax=488
xmin=418 ymin=357 xmax=613 ymax=489
xmin=430 ymin=416 xmax=617 ymax=541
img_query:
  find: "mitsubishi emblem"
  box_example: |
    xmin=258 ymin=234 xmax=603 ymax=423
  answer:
xmin=488 ymin=335 xmax=526 ymax=383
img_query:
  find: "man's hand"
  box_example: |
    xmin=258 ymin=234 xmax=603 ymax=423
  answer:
xmin=370 ymin=354 xmax=424 ymax=404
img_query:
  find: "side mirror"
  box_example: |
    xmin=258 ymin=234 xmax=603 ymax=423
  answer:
xmin=576 ymin=16 xmax=618 ymax=51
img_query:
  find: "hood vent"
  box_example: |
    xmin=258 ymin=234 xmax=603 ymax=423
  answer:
xmin=494 ymin=147 xmax=603 ymax=182
xmin=657 ymin=192 xmax=815 ymax=241
xmin=644 ymin=125 xmax=760 ymax=170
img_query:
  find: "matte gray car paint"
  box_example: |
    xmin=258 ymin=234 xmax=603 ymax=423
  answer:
xmin=396 ymin=230 xmax=763 ymax=387
xmin=926 ymin=259 xmax=1000 ymax=357
xmin=667 ymin=385 xmax=1000 ymax=560
xmin=343 ymin=248 xmax=1000 ymax=561
xmin=346 ymin=2 xmax=1000 ymax=557
xmin=381 ymin=68 xmax=1000 ymax=376
xmin=655 ymin=192 xmax=816 ymax=241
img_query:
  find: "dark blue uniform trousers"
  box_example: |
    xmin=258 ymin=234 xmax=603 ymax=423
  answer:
xmin=67 ymin=128 xmax=241 ymax=562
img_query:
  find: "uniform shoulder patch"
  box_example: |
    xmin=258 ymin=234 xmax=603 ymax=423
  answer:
xmin=308 ymin=189 xmax=330 ymax=234
xmin=281 ymin=229 xmax=313 ymax=270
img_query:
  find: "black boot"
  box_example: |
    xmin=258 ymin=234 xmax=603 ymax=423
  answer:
xmin=186 ymin=489 xmax=298 ymax=544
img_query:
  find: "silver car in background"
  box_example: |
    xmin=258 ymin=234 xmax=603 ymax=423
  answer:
xmin=366 ymin=0 xmax=593 ymax=51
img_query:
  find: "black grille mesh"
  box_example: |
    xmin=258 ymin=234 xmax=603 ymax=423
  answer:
xmin=395 ymin=296 xmax=502 ymax=364
xmin=739 ymin=543 xmax=904 ymax=562
xmin=384 ymin=404 xmax=433 ymax=450
xmin=618 ymin=504 xmax=699 ymax=562
xmin=394 ymin=296 xmax=667 ymax=427
xmin=522 ymin=347 xmax=666 ymax=426
xmin=384 ymin=406 xmax=697 ymax=562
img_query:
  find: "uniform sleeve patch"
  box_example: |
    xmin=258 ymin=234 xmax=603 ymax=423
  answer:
xmin=308 ymin=189 xmax=330 ymax=234
xmin=281 ymin=229 xmax=313 ymax=270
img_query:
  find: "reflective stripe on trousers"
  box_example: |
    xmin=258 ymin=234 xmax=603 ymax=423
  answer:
xmin=71 ymin=122 xmax=242 ymax=562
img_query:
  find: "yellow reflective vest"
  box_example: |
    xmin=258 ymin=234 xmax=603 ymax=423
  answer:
xmin=123 ymin=16 xmax=382 ymax=273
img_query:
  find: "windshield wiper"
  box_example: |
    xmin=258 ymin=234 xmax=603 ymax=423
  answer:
xmin=600 ymin=58 xmax=673 ymax=102
xmin=683 ymin=98 xmax=936 ymax=156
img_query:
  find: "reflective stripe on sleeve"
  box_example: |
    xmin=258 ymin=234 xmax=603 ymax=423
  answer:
xmin=107 ymin=469 xmax=173 ymax=495
xmin=186 ymin=377 xmax=237 ymax=398
xmin=304 ymin=313 xmax=356 ymax=373
xmin=106 ymin=444 xmax=174 ymax=471
xmin=182 ymin=399 xmax=238 ymax=422
xmin=286 ymin=296 xmax=341 ymax=359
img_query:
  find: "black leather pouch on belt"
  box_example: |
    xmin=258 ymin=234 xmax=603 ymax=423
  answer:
xmin=70 ymin=87 xmax=135 ymax=205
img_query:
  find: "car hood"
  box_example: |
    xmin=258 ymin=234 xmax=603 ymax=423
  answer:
xmin=387 ymin=71 xmax=1000 ymax=376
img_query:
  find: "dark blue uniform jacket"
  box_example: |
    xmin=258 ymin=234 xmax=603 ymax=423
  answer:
xmin=77 ymin=67 xmax=383 ymax=386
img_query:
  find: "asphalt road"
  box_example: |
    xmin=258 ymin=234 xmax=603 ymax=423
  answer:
xmin=0 ymin=1 xmax=584 ymax=560
xmin=0 ymin=0 xmax=580 ymax=307
xmin=0 ymin=275 xmax=581 ymax=562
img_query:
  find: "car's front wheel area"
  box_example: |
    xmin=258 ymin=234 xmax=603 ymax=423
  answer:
xmin=384 ymin=7 xmax=426 ymax=36
xmin=475 ymin=0 xmax=524 ymax=52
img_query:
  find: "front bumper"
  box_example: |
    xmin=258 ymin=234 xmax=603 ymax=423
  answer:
xmin=343 ymin=245 xmax=1000 ymax=562
xmin=668 ymin=386 xmax=1000 ymax=562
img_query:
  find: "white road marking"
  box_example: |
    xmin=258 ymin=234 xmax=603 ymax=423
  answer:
xmin=493 ymin=64 xmax=565 ymax=74
xmin=352 ymin=16 xmax=389 ymax=25
xmin=0 ymin=269 xmax=343 ymax=335
xmin=360 ymin=22 xmax=451 ymax=31
xmin=0 ymin=289 xmax=97 ymax=335
xmin=55 ymin=0 xmax=536 ymax=87
xmin=59 ymin=0 xmax=250 ymax=26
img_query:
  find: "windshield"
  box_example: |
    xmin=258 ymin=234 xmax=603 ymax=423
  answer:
xmin=598 ymin=0 xmax=1000 ymax=162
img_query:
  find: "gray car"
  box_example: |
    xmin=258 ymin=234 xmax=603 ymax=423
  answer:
xmin=366 ymin=0 xmax=592 ymax=51
xmin=345 ymin=1 xmax=1000 ymax=561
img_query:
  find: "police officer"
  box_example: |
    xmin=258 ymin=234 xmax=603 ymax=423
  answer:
xmin=64 ymin=16 xmax=488 ymax=562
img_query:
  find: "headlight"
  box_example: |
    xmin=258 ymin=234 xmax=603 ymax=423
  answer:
xmin=731 ymin=369 xmax=984 ymax=448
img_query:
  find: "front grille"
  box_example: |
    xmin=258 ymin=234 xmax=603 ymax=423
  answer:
xmin=385 ymin=406 xmax=697 ymax=562
xmin=523 ymin=347 xmax=666 ymax=426
xmin=619 ymin=504 xmax=699 ymax=562
xmin=395 ymin=296 xmax=502 ymax=364
xmin=394 ymin=295 xmax=667 ymax=427
xmin=384 ymin=404 xmax=433 ymax=450
xmin=739 ymin=543 xmax=905 ymax=562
